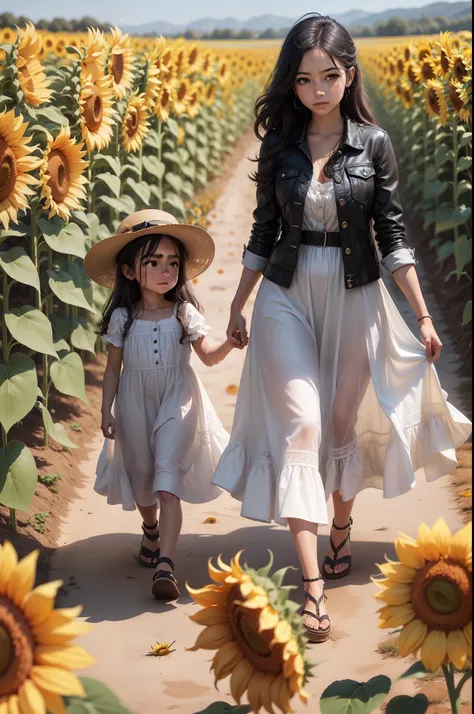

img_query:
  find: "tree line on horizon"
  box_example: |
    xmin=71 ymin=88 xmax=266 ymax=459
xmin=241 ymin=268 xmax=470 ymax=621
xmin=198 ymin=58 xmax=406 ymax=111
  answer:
xmin=0 ymin=10 xmax=471 ymax=38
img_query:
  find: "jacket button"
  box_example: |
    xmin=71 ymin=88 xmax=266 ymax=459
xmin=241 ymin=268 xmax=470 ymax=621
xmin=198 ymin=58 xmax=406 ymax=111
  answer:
xmin=154 ymin=349 xmax=158 ymax=354
xmin=342 ymin=221 xmax=348 ymax=229
xmin=281 ymin=173 xmax=286 ymax=177
xmin=347 ymin=281 xmax=353 ymax=288
xmin=345 ymin=247 xmax=352 ymax=255
xmin=335 ymin=176 xmax=342 ymax=184
xmin=339 ymin=199 xmax=346 ymax=206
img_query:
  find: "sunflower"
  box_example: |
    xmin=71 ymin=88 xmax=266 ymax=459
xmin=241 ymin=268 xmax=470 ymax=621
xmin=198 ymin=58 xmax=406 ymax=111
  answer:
xmin=201 ymin=50 xmax=216 ymax=80
xmin=400 ymin=82 xmax=415 ymax=109
xmin=187 ymin=43 xmax=203 ymax=75
xmin=81 ymin=28 xmax=107 ymax=82
xmin=16 ymin=23 xmax=52 ymax=107
xmin=375 ymin=518 xmax=472 ymax=672
xmin=142 ymin=62 xmax=162 ymax=113
xmin=187 ymin=552 xmax=312 ymax=714
xmin=415 ymin=56 xmax=439 ymax=83
xmin=186 ymin=81 xmax=204 ymax=119
xmin=173 ymin=42 xmax=189 ymax=78
xmin=405 ymin=60 xmax=421 ymax=86
xmin=417 ymin=42 xmax=433 ymax=63
xmin=0 ymin=109 xmax=41 ymax=230
xmin=40 ymin=126 xmax=88 ymax=222
xmin=204 ymin=82 xmax=218 ymax=108
xmin=172 ymin=78 xmax=191 ymax=117
xmin=107 ymin=26 xmax=135 ymax=99
xmin=79 ymin=71 xmax=116 ymax=153
xmin=217 ymin=59 xmax=231 ymax=87
xmin=436 ymin=32 xmax=456 ymax=77
xmin=155 ymin=81 xmax=176 ymax=123
xmin=425 ymin=79 xmax=449 ymax=124
xmin=0 ymin=28 xmax=17 ymax=45
xmin=122 ymin=92 xmax=150 ymax=153
xmin=449 ymin=79 xmax=472 ymax=123
xmin=0 ymin=541 xmax=94 ymax=712
xmin=41 ymin=35 xmax=55 ymax=56
xmin=450 ymin=50 xmax=472 ymax=84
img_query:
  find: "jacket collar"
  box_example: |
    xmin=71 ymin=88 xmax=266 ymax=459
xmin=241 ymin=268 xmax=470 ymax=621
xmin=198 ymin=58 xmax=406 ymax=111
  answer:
xmin=287 ymin=114 xmax=364 ymax=151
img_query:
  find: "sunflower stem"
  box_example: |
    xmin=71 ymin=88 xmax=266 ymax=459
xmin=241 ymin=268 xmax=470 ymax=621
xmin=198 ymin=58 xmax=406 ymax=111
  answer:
xmin=455 ymin=669 xmax=473 ymax=699
xmin=156 ymin=117 xmax=163 ymax=210
xmin=443 ymin=663 xmax=461 ymax=714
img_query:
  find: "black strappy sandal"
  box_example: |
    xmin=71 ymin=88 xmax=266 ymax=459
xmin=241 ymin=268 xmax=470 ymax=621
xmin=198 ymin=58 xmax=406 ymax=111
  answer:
xmin=323 ymin=517 xmax=353 ymax=581
xmin=301 ymin=575 xmax=331 ymax=644
xmin=139 ymin=521 xmax=160 ymax=568
xmin=152 ymin=557 xmax=180 ymax=601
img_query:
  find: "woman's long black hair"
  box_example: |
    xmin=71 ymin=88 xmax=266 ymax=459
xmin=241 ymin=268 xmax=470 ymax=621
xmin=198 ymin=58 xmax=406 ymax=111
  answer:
xmin=253 ymin=13 xmax=376 ymax=182
xmin=97 ymin=233 xmax=201 ymax=343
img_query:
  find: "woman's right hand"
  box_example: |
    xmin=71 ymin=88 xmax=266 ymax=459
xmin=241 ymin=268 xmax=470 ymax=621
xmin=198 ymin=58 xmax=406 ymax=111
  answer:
xmin=227 ymin=307 xmax=248 ymax=347
xmin=101 ymin=412 xmax=116 ymax=439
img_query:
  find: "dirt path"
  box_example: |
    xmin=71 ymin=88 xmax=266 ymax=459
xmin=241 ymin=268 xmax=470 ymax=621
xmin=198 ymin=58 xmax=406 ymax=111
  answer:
xmin=51 ymin=137 xmax=469 ymax=713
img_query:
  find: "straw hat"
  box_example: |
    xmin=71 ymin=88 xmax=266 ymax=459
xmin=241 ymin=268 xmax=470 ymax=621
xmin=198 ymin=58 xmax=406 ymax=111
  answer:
xmin=84 ymin=209 xmax=215 ymax=288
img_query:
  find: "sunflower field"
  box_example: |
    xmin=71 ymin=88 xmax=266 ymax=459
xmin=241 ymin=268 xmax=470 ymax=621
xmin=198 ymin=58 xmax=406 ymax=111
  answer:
xmin=361 ymin=31 xmax=472 ymax=327
xmin=0 ymin=24 xmax=276 ymax=529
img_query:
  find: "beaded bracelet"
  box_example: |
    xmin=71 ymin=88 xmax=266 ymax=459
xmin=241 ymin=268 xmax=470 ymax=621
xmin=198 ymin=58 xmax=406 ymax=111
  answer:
xmin=417 ymin=315 xmax=434 ymax=324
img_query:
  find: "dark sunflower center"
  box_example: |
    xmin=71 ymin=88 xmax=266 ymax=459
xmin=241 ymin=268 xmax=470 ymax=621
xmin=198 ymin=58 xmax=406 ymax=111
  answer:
xmin=426 ymin=579 xmax=461 ymax=614
xmin=428 ymin=89 xmax=441 ymax=115
xmin=126 ymin=109 xmax=139 ymax=137
xmin=83 ymin=87 xmax=103 ymax=133
xmin=0 ymin=597 xmax=35 ymax=696
xmin=0 ymin=138 xmax=18 ymax=203
xmin=423 ymin=63 xmax=435 ymax=80
xmin=111 ymin=53 xmax=124 ymax=85
xmin=189 ymin=49 xmax=198 ymax=65
xmin=0 ymin=625 xmax=13 ymax=676
xmin=161 ymin=90 xmax=170 ymax=107
xmin=454 ymin=60 xmax=468 ymax=83
xmin=450 ymin=84 xmax=464 ymax=112
xmin=441 ymin=50 xmax=450 ymax=74
xmin=178 ymin=84 xmax=187 ymax=101
xmin=47 ymin=148 xmax=70 ymax=203
xmin=411 ymin=560 xmax=472 ymax=632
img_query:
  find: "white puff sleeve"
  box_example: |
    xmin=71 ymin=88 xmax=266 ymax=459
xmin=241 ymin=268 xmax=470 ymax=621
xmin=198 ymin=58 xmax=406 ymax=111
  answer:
xmin=181 ymin=303 xmax=210 ymax=342
xmin=101 ymin=308 xmax=125 ymax=348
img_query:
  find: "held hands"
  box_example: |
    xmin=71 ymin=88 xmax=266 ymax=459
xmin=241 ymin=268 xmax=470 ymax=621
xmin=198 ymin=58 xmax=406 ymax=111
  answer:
xmin=419 ymin=318 xmax=443 ymax=363
xmin=227 ymin=308 xmax=249 ymax=349
xmin=101 ymin=412 xmax=116 ymax=439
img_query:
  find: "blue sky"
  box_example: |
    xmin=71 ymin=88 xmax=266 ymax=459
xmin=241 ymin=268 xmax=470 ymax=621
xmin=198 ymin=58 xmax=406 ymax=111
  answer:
xmin=3 ymin=0 xmax=452 ymax=26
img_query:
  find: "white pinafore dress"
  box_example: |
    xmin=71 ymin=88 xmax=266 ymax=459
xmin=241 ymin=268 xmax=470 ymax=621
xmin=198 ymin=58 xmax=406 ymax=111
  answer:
xmin=95 ymin=303 xmax=227 ymax=510
xmin=212 ymin=179 xmax=472 ymax=525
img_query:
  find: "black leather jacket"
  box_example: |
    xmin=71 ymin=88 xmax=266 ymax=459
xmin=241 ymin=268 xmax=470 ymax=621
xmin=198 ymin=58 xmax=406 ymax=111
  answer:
xmin=244 ymin=116 xmax=411 ymax=290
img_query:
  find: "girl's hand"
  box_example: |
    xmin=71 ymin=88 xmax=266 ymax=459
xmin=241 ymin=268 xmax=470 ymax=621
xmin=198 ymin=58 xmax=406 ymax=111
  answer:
xmin=227 ymin=308 xmax=248 ymax=348
xmin=101 ymin=413 xmax=116 ymax=439
xmin=420 ymin=320 xmax=443 ymax=363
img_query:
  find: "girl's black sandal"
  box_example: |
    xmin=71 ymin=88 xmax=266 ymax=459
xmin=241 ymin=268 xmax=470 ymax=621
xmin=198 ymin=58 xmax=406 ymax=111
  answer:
xmin=139 ymin=521 xmax=160 ymax=568
xmin=152 ymin=557 xmax=180 ymax=601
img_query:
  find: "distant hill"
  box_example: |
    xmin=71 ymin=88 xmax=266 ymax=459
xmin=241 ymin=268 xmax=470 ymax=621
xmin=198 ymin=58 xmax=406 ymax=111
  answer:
xmin=123 ymin=1 xmax=471 ymax=35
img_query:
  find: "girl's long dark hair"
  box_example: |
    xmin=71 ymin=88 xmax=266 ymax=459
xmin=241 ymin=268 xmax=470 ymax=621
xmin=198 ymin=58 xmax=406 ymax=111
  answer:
xmin=97 ymin=233 xmax=201 ymax=343
xmin=253 ymin=13 xmax=376 ymax=182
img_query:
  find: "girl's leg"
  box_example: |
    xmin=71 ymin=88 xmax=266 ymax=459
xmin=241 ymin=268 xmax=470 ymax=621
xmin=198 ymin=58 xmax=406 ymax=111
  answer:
xmin=155 ymin=491 xmax=183 ymax=573
xmin=136 ymin=503 xmax=160 ymax=565
xmin=288 ymin=518 xmax=329 ymax=632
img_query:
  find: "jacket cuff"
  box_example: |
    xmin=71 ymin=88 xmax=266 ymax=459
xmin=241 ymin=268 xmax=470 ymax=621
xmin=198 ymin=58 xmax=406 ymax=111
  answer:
xmin=242 ymin=246 xmax=268 ymax=273
xmin=382 ymin=247 xmax=417 ymax=275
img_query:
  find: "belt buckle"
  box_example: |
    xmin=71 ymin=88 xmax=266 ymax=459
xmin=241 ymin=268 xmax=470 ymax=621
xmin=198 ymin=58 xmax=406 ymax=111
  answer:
xmin=323 ymin=231 xmax=328 ymax=248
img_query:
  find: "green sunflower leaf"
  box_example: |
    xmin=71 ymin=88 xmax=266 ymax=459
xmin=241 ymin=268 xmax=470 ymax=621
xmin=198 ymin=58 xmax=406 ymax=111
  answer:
xmin=320 ymin=676 xmax=392 ymax=714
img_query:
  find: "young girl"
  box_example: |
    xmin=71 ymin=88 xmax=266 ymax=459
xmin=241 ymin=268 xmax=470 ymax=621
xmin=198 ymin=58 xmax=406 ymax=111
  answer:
xmin=213 ymin=14 xmax=472 ymax=642
xmin=84 ymin=208 xmax=238 ymax=601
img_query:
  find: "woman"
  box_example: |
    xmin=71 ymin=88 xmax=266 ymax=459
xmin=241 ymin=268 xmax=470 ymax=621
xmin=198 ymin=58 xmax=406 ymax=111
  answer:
xmin=212 ymin=14 xmax=472 ymax=642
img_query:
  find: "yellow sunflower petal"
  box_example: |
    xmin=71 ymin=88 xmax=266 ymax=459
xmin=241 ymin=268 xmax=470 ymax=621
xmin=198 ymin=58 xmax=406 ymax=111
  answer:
xmin=271 ymin=620 xmax=293 ymax=645
xmin=398 ymin=619 xmax=429 ymax=657
xmin=259 ymin=606 xmax=280 ymax=631
xmin=240 ymin=594 xmax=269 ymax=610
xmin=188 ymin=606 xmax=228 ymax=626
xmin=7 ymin=694 xmax=20 ymax=714
xmin=447 ymin=629 xmax=470 ymax=670
xmin=35 ymin=645 xmax=96 ymax=669
xmin=377 ymin=562 xmax=417 ymax=583
xmin=6 ymin=550 xmax=39 ymax=606
xmin=212 ymin=641 xmax=244 ymax=682
xmin=186 ymin=584 xmax=228 ymax=608
xmin=187 ymin=623 xmax=234 ymax=651
xmin=431 ymin=517 xmax=453 ymax=558
xmin=377 ymin=603 xmax=416 ymax=628
xmin=0 ymin=541 xmax=19 ymax=594
xmin=230 ymin=658 xmax=254 ymax=704
xmin=417 ymin=523 xmax=441 ymax=562
xmin=40 ymin=692 xmax=66 ymax=714
xmin=23 ymin=581 xmax=64 ymax=626
xmin=0 ymin=700 xmax=8 ymax=714
xmin=247 ymin=671 xmax=265 ymax=712
xmin=208 ymin=558 xmax=230 ymax=584
xmin=420 ymin=630 xmax=448 ymax=672
xmin=18 ymin=680 xmax=46 ymax=714
xmin=395 ymin=533 xmax=426 ymax=569
xmin=30 ymin=666 xmax=86 ymax=697
xmin=464 ymin=621 xmax=472 ymax=648
xmin=374 ymin=583 xmax=412 ymax=605
xmin=451 ymin=523 xmax=472 ymax=564
xmin=216 ymin=554 xmax=232 ymax=573
xmin=34 ymin=620 xmax=92 ymax=647
xmin=260 ymin=673 xmax=277 ymax=714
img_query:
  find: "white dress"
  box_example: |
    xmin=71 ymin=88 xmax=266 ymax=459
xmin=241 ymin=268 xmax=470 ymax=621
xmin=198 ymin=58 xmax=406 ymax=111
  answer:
xmin=95 ymin=303 xmax=227 ymax=510
xmin=212 ymin=180 xmax=472 ymax=525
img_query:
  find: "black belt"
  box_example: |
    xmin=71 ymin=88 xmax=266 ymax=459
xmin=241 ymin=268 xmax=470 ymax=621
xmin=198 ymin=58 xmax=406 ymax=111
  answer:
xmin=300 ymin=230 xmax=341 ymax=247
